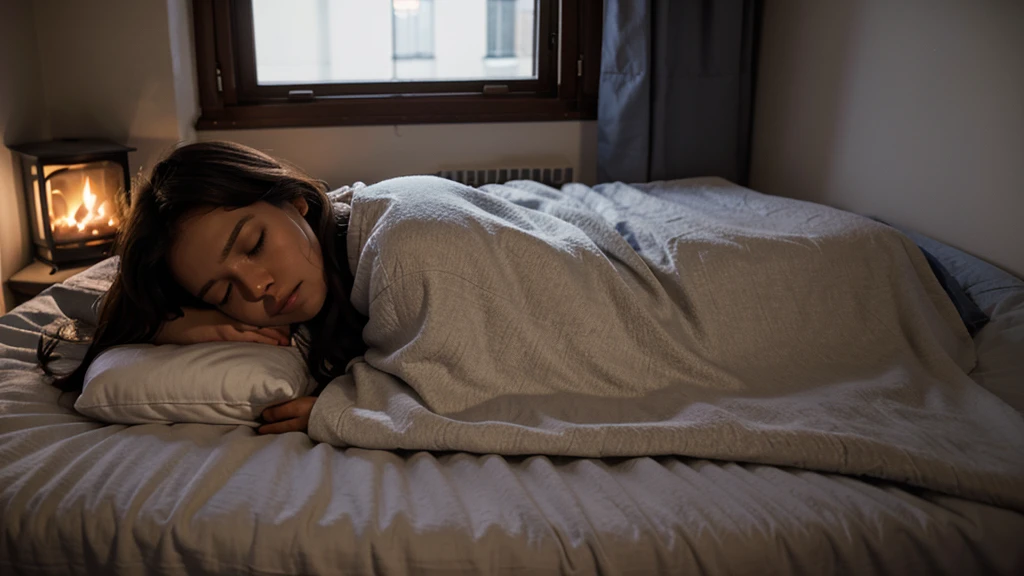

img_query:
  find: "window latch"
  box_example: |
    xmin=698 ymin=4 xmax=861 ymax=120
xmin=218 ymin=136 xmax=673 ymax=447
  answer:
xmin=482 ymin=84 xmax=510 ymax=95
xmin=287 ymin=90 xmax=316 ymax=102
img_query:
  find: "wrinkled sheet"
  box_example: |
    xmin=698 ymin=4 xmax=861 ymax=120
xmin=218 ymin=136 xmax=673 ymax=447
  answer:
xmin=2 ymin=179 xmax=1024 ymax=575
xmin=308 ymin=177 xmax=1024 ymax=513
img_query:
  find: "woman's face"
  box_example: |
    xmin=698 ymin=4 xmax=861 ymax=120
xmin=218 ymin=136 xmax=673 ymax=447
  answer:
xmin=168 ymin=198 xmax=327 ymax=326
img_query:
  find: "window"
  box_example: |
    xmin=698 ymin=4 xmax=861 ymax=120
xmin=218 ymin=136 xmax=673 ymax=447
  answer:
xmin=393 ymin=0 xmax=434 ymax=60
xmin=193 ymin=0 xmax=602 ymax=128
xmin=392 ymin=0 xmax=435 ymax=80
xmin=487 ymin=0 xmax=516 ymax=58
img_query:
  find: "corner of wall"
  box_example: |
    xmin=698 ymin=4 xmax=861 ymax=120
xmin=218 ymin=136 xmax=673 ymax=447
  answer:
xmin=0 ymin=0 xmax=49 ymax=313
xmin=167 ymin=0 xmax=200 ymax=145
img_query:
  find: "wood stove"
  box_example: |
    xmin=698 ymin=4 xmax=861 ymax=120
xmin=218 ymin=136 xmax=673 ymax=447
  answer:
xmin=10 ymin=139 xmax=135 ymax=272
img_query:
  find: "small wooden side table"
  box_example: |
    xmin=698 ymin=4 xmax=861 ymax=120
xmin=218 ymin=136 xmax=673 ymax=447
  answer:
xmin=8 ymin=260 xmax=92 ymax=305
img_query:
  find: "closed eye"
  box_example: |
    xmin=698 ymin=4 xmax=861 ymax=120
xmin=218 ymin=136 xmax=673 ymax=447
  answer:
xmin=247 ymin=231 xmax=265 ymax=258
xmin=219 ymin=285 xmax=232 ymax=306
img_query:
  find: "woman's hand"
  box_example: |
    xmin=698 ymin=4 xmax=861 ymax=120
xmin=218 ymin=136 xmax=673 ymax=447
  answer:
xmin=259 ymin=396 xmax=317 ymax=434
xmin=154 ymin=307 xmax=290 ymax=346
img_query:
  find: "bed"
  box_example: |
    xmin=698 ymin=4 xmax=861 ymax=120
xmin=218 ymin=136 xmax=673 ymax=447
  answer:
xmin=2 ymin=178 xmax=1022 ymax=575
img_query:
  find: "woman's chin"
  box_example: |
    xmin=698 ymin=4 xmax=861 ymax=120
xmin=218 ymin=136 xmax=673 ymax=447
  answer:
xmin=300 ymin=289 xmax=328 ymax=322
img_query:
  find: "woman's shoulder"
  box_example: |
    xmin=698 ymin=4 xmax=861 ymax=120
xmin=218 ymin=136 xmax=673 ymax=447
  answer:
xmin=326 ymin=182 xmax=364 ymax=206
xmin=346 ymin=177 xmax=507 ymax=278
xmin=347 ymin=176 xmax=489 ymax=233
xmin=350 ymin=175 xmax=469 ymax=205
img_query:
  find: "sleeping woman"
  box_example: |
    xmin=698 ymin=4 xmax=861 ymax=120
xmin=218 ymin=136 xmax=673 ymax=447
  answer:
xmin=50 ymin=141 xmax=367 ymax=434
xmin=47 ymin=140 xmax=991 ymax=444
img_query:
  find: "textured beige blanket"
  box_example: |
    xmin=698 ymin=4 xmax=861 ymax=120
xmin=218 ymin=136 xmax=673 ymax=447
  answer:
xmin=308 ymin=176 xmax=1024 ymax=511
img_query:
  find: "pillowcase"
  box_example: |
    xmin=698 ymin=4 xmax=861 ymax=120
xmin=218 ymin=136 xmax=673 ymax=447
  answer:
xmin=75 ymin=342 xmax=317 ymax=427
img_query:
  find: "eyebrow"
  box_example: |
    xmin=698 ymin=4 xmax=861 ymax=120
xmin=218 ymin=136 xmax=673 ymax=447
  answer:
xmin=196 ymin=214 xmax=254 ymax=301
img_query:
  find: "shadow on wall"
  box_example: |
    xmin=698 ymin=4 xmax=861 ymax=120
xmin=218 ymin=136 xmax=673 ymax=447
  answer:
xmin=0 ymin=0 xmax=48 ymax=312
xmin=44 ymin=68 xmax=182 ymax=181
xmin=749 ymin=0 xmax=1024 ymax=278
xmin=33 ymin=0 xmax=187 ymax=177
xmin=578 ymin=121 xmax=598 ymax=185
xmin=750 ymin=1 xmax=862 ymax=204
xmin=124 ymin=137 xmax=186 ymax=186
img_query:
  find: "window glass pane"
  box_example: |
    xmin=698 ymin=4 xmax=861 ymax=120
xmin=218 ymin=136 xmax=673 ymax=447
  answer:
xmin=252 ymin=0 xmax=537 ymax=85
xmin=394 ymin=0 xmax=433 ymax=59
xmin=487 ymin=0 xmax=516 ymax=58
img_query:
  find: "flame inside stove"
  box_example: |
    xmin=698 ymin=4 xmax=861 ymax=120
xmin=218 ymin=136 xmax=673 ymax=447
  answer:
xmin=51 ymin=176 xmax=119 ymax=240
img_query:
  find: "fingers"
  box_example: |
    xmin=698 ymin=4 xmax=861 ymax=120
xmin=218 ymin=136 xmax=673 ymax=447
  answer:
xmin=256 ymin=326 xmax=291 ymax=345
xmin=215 ymin=325 xmax=281 ymax=346
xmin=262 ymin=398 xmax=309 ymax=422
xmin=235 ymin=324 xmax=291 ymax=345
xmin=262 ymin=403 xmax=287 ymax=422
xmin=257 ymin=419 xmax=304 ymax=434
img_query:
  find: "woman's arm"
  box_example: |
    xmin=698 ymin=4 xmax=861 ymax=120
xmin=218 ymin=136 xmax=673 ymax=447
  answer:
xmin=154 ymin=307 xmax=291 ymax=346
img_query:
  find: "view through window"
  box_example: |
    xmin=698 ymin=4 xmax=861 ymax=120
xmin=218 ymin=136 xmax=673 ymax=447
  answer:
xmin=252 ymin=0 xmax=537 ymax=84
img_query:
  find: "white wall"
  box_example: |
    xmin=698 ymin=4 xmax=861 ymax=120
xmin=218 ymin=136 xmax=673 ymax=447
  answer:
xmin=167 ymin=0 xmax=201 ymax=144
xmin=751 ymin=0 xmax=1024 ymax=277
xmin=201 ymin=121 xmax=598 ymax=188
xmin=0 ymin=0 xmax=48 ymax=312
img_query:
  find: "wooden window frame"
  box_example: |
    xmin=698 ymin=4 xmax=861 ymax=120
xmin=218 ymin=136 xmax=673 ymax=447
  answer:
xmin=193 ymin=0 xmax=602 ymax=130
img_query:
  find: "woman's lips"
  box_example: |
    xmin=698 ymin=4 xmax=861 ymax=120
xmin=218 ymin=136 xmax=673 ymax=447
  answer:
xmin=277 ymin=283 xmax=301 ymax=316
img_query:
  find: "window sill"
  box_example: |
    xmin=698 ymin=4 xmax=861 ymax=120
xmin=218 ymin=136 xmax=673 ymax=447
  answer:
xmin=195 ymin=94 xmax=594 ymax=130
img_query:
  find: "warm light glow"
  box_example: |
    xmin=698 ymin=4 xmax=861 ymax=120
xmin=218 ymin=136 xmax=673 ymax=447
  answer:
xmin=83 ymin=178 xmax=96 ymax=212
xmin=50 ymin=174 xmax=120 ymax=240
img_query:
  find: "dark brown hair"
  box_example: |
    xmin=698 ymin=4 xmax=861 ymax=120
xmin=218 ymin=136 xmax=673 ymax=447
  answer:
xmin=48 ymin=141 xmax=366 ymax=393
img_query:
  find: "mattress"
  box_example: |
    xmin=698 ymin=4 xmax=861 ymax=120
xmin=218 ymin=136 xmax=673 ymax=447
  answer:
xmin=1 ymin=180 xmax=1022 ymax=575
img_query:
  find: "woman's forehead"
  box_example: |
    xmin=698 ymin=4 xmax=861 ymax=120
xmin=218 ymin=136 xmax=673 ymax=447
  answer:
xmin=169 ymin=207 xmax=253 ymax=280
xmin=175 ymin=202 xmax=279 ymax=239
xmin=175 ymin=207 xmax=243 ymax=245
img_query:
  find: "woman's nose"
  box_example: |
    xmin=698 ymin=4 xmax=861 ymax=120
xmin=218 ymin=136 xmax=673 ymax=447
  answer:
xmin=237 ymin=266 xmax=273 ymax=302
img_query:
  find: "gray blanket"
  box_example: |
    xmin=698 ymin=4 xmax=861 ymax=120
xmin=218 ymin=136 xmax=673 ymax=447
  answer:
xmin=308 ymin=176 xmax=1024 ymax=511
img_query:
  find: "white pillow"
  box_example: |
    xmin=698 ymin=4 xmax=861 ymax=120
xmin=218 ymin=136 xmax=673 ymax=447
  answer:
xmin=76 ymin=343 xmax=317 ymax=427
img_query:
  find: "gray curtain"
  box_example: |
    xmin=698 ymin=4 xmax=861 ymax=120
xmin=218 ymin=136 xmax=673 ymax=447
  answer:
xmin=598 ymin=0 xmax=760 ymax=184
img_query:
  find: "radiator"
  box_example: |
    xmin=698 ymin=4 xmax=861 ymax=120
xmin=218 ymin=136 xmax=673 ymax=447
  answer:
xmin=434 ymin=165 xmax=575 ymax=188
